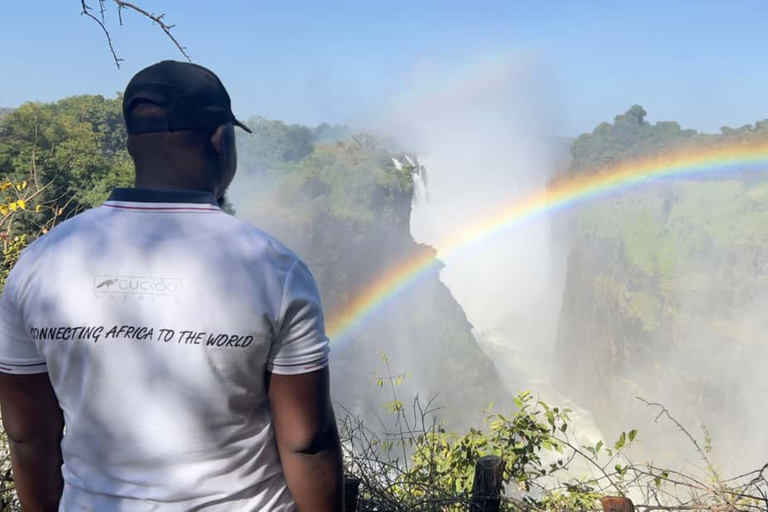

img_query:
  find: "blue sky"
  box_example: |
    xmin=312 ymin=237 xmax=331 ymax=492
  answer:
xmin=2 ymin=0 xmax=768 ymax=135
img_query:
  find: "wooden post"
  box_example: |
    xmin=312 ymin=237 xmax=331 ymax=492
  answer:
xmin=344 ymin=475 xmax=360 ymax=512
xmin=470 ymin=455 xmax=505 ymax=512
xmin=602 ymin=496 xmax=635 ymax=512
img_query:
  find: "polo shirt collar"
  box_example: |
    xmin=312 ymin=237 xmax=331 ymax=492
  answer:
xmin=107 ymin=188 xmax=218 ymax=206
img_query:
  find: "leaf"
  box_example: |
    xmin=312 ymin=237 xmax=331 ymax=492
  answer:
xmin=614 ymin=432 xmax=626 ymax=450
xmin=628 ymin=429 xmax=637 ymax=442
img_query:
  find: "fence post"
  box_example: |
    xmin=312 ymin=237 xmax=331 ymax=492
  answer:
xmin=602 ymin=496 xmax=635 ymax=512
xmin=470 ymin=455 xmax=504 ymax=512
xmin=344 ymin=475 xmax=360 ymax=512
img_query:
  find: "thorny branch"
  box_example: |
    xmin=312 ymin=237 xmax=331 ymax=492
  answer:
xmin=80 ymin=0 xmax=190 ymax=68
xmin=336 ymin=385 xmax=768 ymax=511
xmin=636 ymin=397 xmax=714 ymax=474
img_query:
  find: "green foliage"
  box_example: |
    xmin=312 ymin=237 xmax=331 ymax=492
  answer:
xmin=237 ymin=116 xmax=316 ymax=174
xmin=397 ymin=392 xmax=569 ymax=501
xmin=313 ymin=122 xmax=351 ymax=143
xmin=0 ymin=95 xmax=133 ymax=243
xmin=0 ymin=108 xmax=12 ymax=125
xmin=0 ymin=234 xmax=27 ymax=291
xmin=558 ymin=106 xmax=768 ymax=503
xmin=569 ymin=105 xmax=700 ymax=174
xmin=1 ymin=179 xmax=38 ymax=291
xmin=345 ymin=356 xmax=652 ymax=511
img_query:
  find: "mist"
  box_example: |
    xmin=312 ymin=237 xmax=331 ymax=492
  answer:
xmin=391 ymin=57 xmax=565 ymax=342
xmin=375 ymin=54 xmax=603 ymax=447
xmin=227 ymin=51 xmax=768 ymax=483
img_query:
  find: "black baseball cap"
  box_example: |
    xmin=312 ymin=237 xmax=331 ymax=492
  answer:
xmin=123 ymin=60 xmax=252 ymax=135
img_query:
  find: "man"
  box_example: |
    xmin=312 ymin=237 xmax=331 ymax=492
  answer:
xmin=0 ymin=61 xmax=343 ymax=511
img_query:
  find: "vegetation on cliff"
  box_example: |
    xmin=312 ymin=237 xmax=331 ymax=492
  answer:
xmin=556 ymin=106 xmax=768 ymax=470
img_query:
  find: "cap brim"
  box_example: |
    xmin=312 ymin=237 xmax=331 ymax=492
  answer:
xmin=234 ymin=119 xmax=253 ymax=134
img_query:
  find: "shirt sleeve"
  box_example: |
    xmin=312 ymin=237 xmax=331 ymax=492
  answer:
xmin=267 ymin=258 xmax=330 ymax=375
xmin=0 ymin=269 xmax=47 ymax=375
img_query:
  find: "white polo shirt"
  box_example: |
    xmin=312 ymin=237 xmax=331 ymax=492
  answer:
xmin=0 ymin=188 xmax=330 ymax=511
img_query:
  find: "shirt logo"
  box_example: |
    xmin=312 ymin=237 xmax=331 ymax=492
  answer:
xmin=93 ymin=275 xmax=181 ymax=296
xmin=96 ymin=278 xmax=118 ymax=289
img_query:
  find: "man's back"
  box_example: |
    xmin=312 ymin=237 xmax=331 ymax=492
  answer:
xmin=2 ymin=189 xmax=329 ymax=510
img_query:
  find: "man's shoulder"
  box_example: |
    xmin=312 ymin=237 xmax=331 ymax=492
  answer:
xmin=16 ymin=208 xmax=104 ymax=261
xmin=216 ymin=215 xmax=301 ymax=268
xmin=6 ymin=207 xmax=105 ymax=286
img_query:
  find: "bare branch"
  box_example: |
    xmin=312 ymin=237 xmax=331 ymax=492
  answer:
xmin=111 ymin=1 xmax=190 ymax=61
xmin=80 ymin=0 xmax=123 ymax=68
xmin=80 ymin=0 xmax=190 ymax=68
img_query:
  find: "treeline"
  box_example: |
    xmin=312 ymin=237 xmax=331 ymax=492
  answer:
xmin=567 ymin=104 xmax=768 ymax=175
xmin=0 ymin=95 xmax=354 ymax=243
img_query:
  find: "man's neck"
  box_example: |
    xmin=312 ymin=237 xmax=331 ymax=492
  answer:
xmin=134 ymin=169 xmax=215 ymax=195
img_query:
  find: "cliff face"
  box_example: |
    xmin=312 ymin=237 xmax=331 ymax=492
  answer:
xmin=555 ymin=178 xmax=768 ymax=455
xmin=552 ymin=107 xmax=768 ymax=462
xmin=234 ymin=135 xmax=511 ymax=427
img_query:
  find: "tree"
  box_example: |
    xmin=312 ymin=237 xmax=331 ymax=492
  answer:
xmin=567 ymin=105 xmax=702 ymax=174
xmin=237 ymin=117 xmax=316 ymax=174
xmin=0 ymin=95 xmax=133 ymax=270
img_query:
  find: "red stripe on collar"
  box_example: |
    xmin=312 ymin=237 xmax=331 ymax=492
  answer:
xmin=104 ymin=203 xmax=221 ymax=212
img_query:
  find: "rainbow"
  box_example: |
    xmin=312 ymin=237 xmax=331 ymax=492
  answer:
xmin=326 ymin=141 xmax=768 ymax=342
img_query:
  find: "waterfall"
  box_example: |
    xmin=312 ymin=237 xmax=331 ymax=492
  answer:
xmin=407 ymin=150 xmax=604 ymax=449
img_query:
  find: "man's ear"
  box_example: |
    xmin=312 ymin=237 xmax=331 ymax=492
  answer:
xmin=210 ymin=124 xmax=233 ymax=161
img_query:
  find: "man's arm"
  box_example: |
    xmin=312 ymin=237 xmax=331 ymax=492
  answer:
xmin=0 ymin=372 xmax=64 ymax=512
xmin=267 ymin=367 xmax=343 ymax=512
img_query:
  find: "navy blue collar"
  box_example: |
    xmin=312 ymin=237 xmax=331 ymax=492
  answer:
xmin=107 ymin=188 xmax=218 ymax=206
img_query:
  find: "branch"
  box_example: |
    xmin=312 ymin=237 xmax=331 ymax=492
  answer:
xmin=111 ymin=1 xmax=190 ymax=61
xmin=80 ymin=0 xmax=190 ymax=68
xmin=81 ymin=0 xmax=123 ymax=68
xmin=635 ymin=397 xmax=719 ymax=482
